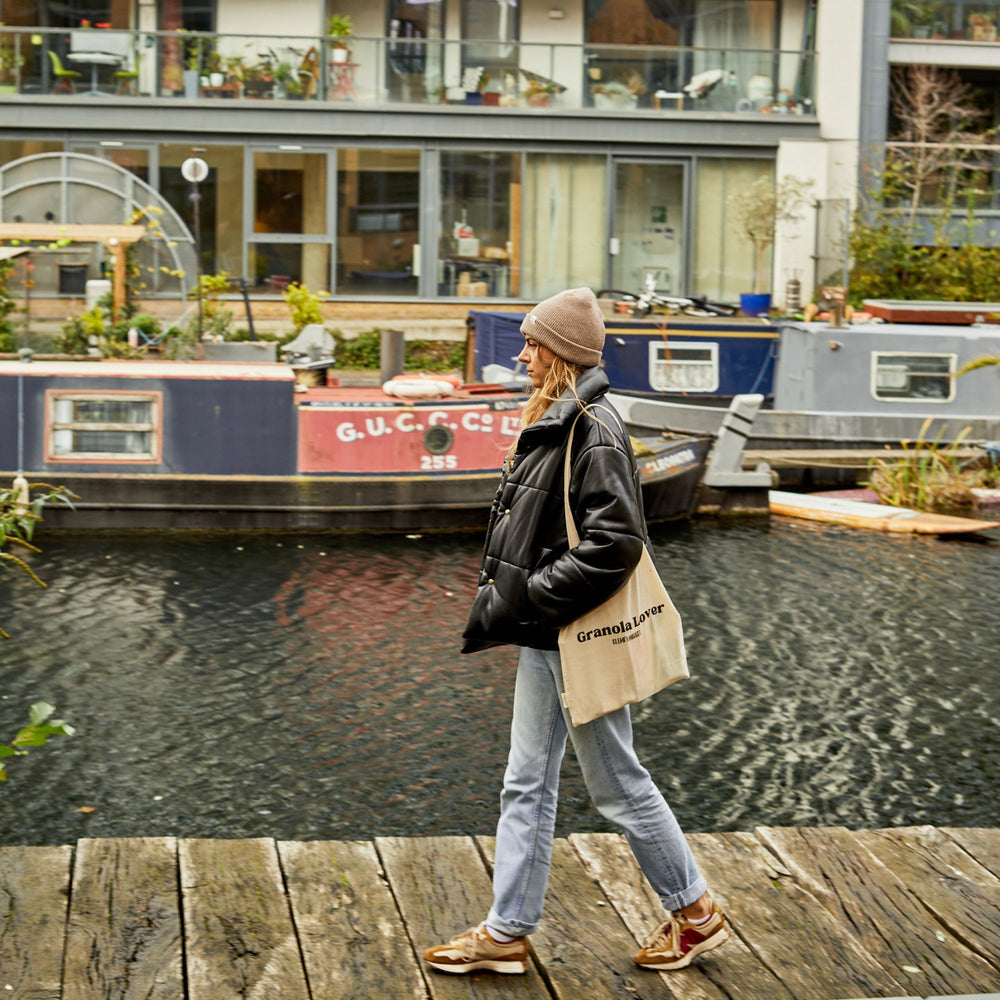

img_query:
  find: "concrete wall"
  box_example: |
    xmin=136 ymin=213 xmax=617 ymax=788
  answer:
xmin=217 ymin=0 xmax=324 ymax=37
xmin=773 ymin=139 xmax=827 ymax=307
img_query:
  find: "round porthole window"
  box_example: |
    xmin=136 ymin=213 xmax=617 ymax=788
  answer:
xmin=424 ymin=425 xmax=454 ymax=455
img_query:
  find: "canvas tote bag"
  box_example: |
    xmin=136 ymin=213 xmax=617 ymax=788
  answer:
xmin=558 ymin=405 xmax=688 ymax=726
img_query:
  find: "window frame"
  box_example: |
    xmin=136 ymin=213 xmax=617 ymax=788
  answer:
xmin=870 ymin=351 xmax=956 ymax=404
xmin=648 ymin=340 xmax=719 ymax=393
xmin=45 ymin=389 xmax=162 ymax=463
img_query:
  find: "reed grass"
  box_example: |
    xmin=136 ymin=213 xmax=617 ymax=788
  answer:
xmin=866 ymin=418 xmax=984 ymax=511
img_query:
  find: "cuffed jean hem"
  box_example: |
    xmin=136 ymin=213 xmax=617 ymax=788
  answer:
xmin=485 ymin=907 xmax=535 ymax=939
xmin=659 ymin=873 xmax=708 ymax=912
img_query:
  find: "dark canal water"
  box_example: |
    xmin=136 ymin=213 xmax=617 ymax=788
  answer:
xmin=1 ymin=517 xmax=998 ymax=846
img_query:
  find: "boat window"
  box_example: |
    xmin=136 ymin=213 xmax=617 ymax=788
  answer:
xmin=649 ymin=341 xmax=719 ymax=393
xmin=871 ymin=352 xmax=955 ymax=403
xmin=47 ymin=392 xmax=159 ymax=461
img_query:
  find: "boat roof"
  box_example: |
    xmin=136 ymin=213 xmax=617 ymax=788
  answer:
xmin=0 ymin=360 xmax=296 ymax=380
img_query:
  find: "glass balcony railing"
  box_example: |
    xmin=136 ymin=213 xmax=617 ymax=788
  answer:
xmin=0 ymin=26 xmax=816 ymax=117
xmin=890 ymin=0 xmax=1000 ymax=41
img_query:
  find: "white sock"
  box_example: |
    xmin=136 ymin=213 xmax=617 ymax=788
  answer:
xmin=687 ymin=911 xmax=713 ymax=925
xmin=484 ymin=922 xmax=519 ymax=943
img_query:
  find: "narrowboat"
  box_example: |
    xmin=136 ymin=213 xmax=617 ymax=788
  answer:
xmin=470 ymin=309 xmax=779 ymax=404
xmin=0 ymin=358 xmax=712 ymax=532
xmin=609 ymin=320 xmax=1000 ymax=453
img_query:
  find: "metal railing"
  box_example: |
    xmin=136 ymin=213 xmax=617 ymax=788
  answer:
xmin=0 ymin=26 xmax=817 ymax=116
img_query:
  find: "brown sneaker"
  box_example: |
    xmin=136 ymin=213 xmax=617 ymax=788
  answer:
xmin=633 ymin=902 xmax=729 ymax=970
xmin=423 ymin=924 xmax=528 ymax=975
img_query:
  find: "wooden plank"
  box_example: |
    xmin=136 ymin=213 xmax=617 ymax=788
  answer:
xmin=944 ymin=827 xmax=1000 ymax=880
xmin=179 ymin=838 xmax=309 ymax=1000
xmin=277 ymin=839 xmax=425 ymax=1000
xmin=768 ymin=490 xmax=1000 ymax=534
xmin=756 ymin=826 xmax=998 ymax=996
xmin=0 ymin=223 xmax=146 ymax=244
xmin=0 ymin=845 xmax=72 ymax=1000
xmin=687 ymin=830 xmax=906 ymax=1000
xmin=570 ymin=832 xmax=793 ymax=1000
xmin=856 ymin=826 xmax=1000 ymax=976
xmin=479 ymin=835 xmax=678 ymax=1000
xmin=376 ymin=834 xmax=549 ymax=1000
xmin=62 ymin=838 xmax=183 ymax=1000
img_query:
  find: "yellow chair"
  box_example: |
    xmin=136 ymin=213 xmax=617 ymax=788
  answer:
xmin=114 ymin=51 xmax=141 ymax=95
xmin=47 ymin=50 xmax=82 ymax=93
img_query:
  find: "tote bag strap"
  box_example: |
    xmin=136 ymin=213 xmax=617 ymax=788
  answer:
xmin=562 ymin=403 xmax=628 ymax=549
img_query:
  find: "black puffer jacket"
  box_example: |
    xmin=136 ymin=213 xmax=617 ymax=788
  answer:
xmin=462 ymin=366 xmax=647 ymax=653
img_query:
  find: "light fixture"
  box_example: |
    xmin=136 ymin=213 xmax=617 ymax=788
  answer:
xmin=279 ymin=144 xmax=304 ymax=151
xmin=548 ymin=7 xmax=565 ymax=17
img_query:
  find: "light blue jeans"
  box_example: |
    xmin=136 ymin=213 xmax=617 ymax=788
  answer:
xmin=487 ymin=645 xmax=707 ymax=938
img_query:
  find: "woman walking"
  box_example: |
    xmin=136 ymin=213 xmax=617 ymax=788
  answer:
xmin=424 ymin=287 xmax=729 ymax=975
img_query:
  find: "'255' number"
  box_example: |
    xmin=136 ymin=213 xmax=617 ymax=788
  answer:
xmin=420 ymin=454 xmax=458 ymax=470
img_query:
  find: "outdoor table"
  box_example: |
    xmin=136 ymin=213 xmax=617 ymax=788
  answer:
xmin=68 ymin=51 xmax=122 ymax=95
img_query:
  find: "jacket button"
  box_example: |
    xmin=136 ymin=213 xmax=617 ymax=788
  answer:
xmin=488 ymin=578 xmax=494 ymax=585
xmin=504 ymin=509 xmax=511 ymax=515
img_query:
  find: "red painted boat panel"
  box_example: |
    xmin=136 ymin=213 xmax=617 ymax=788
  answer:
xmin=297 ymin=388 xmax=525 ymax=475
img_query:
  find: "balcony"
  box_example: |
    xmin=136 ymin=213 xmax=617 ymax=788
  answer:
xmin=0 ymin=26 xmax=817 ymax=118
xmin=890 ymin=0 xmax=999 ymax=41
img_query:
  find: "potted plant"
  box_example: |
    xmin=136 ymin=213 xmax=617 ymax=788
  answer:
xmin=727 ymin=174 xmax=812 ymax=316
xmin=243 ymin=55 xmax=274 ymax=98
xmin=889 ymin=0 xmax=935 ymax=38
xmin=205 ymin=42 xmax=224 ymax=87
xmin=327 ymin=14 xmax=353 ymax=64
xmin=0 ymin=30 xmax=24 ymax=94
xmin=524 ymin=79 xmax=556 ymax=108
xmin=182 ymin=37 xmax=201 ymax=98
xmin=273 ymin=60 xmax=294 ymax=98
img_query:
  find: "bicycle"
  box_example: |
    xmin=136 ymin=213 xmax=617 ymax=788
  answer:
xmin=596 ymin=276 xmax=737 ymax=318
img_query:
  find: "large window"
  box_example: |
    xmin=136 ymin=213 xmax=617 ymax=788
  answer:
xmin=461 ymin=0 xmax=518 ymax=94
xmin=522 ymin=154 xmax=606 ymax=299
xmin=250 ymin=150 xmax=329 ymax=292
xmin=387 ymin=0 xmax=444 ymax=102
xmin=336 ymin=148 xmax=419 ymax=296
xmin=0 ymin=1 xmax=134 ymax=27
xmin=160 ymin=144 xmax=243 ymax=277
xmin=693 ymin=157 xmax=773 ymax=302
xmin=585 ymin=0 xmax=778 ymax=110
xmin=439 ymin=152 xmax=518 ymax=297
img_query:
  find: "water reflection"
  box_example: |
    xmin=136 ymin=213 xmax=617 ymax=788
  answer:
xmin=0 ymin=520 xmax=997 ymax=846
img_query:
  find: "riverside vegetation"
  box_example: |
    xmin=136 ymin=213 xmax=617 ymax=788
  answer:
xmin=866 ymin=418 xmax=999 ymax=511
xmin=1 ymin=488 xmax=75 ymax=779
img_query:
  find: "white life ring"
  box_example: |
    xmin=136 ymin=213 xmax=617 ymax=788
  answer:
xmin=382 ymin=375 xmax=459 ymax=399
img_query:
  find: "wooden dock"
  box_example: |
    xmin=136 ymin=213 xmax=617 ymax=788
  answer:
xmin=1 ymin=825 xmax=998 ymax=1000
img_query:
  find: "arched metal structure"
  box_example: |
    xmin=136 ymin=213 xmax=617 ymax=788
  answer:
xmin=0 ymin=152 xmax=198 ymax=314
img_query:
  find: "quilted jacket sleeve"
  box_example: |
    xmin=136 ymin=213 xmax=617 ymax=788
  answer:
xmin=524 ymin=436 xmax=645 ymax=628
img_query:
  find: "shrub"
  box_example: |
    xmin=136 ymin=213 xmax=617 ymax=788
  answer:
xmin=282 ymin=281 xmax=329 ymax=332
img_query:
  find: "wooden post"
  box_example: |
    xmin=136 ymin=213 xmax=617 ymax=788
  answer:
xmin=509 ymin=181 xmax=521 ymax=297
xmin=110 ymin=241 xmax=127 ymax=321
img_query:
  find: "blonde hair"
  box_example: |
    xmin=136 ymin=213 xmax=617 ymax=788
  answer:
xmin=506 ymin=356 xmax=586 ymax=465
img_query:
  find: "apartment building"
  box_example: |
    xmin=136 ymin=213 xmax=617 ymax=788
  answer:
xmin=3 ymin=1 xmax=983 ymax=313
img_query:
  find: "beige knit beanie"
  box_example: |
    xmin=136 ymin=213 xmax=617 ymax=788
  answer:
xmin=520 ymin=287 xmax=605 ymax=367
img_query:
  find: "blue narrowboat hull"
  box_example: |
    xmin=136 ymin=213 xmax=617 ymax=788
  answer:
xmin=470 ymin=309 xmax=779 ymax=400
